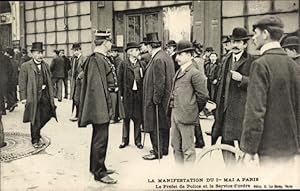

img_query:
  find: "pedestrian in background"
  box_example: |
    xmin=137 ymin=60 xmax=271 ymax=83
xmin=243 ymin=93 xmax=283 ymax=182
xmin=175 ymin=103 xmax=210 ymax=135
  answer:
xmin=20 ymin=48 xmax=31 ymax=69
xmin=59 ymin=49 xmax=71 ymax=99
xmin=241 ymin=16 xmax=300 ymax=166
xmin=78 ymin=30 xmax=117 ymax=184
xmin=118 ymin=42 xmax=145 ymax=149
xmin=169 ymin=40 xmax=208 ymax=164
xmin=69 ymin=43 xmax=86 ymax=122
xmin=138 ymin=38 xmax=151 ymax=65
xmin=166 ymin=40 xmax=179 ymax=72
xmin=50 ymin=49 xmax=65 ymax=102
xmin=281 ymin=32 xmax=300 ymax=65
xmin=19 ymin=42 xmax=56 ymax=149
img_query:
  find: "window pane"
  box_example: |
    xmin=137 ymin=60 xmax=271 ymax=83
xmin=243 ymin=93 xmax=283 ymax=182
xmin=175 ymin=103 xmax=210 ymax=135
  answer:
xmin=56 ymin=5 xmax=65 ymax=18
xmin=80 ymin=15 xmax=91 ymax=29
xmin=36 ymin=8 xmax=44 ymax=20
xmin=247 ymin=0 xmax=271 ymax=15
xmin=57 ymin=31 xmax=67 ymax=44
xmin=127 ymin=15 xmax=141 ymax=42
xmin=46 ymin=32 xmax=56 ymax=44
xmin=26 ymin=22 xmax=35 ymax=34
xmin=46 ymin=6 xmax=55 ymax=19
xmin=57 ymin=18 xmax=65 ymax=31
xmin=277 ymin=13 xmax=299 ymax=33
xmin=222 ymin=18 xmax=244 ymax=35
xmin=46 ymin=19 xmax=55 ymax=32
xmin=68 ymin=3 xmax=78 ymax=16
xmin=25 ymin=1 xmax=34 ymax=10
xmin=56 ymin=1 xmax=64 ymax=5
xmin=25 ymin=10 xmax=34 ymax=22
xmin=80 ymin=1 xmax=90 ymax=14
xmin=81 ymin=29 xmax=91 ymax=42
xmin=26 ymin=34 xmax=35 ymax=46
xmin=45 ymin=1 xmax=54 ymax=6
xmin=68 ymin=31 xmax=79 ymax=43
xmin=57 ymin=44 xmax=67 ymax=52
xmin=46 ymin=45 xmax=56 ymax=57
xmin=222 ymin=1 xmax=244 ymax=17
xmin=81 ymin=43 xmax=92 ymax=56
xmin=274 ymin=0 xmax=299 ymax=12
xmin=36 ymin=21 xmax=45 ymax=33
xmin=36 ymin=33 xmax=45 ymax=44
xmin=35 ymin=1 xmax=44 ymax=8
xmin=68 ymin=17 xmax=79 ymax=30
xmin=145 ymin=14 xmax=158 ymax=34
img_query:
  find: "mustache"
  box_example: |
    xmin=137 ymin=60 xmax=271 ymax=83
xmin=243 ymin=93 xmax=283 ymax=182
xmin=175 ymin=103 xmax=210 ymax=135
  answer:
xmin=232 ymin=47 xmax=240 ymax=50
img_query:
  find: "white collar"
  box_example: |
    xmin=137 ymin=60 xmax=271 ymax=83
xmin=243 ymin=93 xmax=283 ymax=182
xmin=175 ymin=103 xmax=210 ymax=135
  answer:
xmin=232 ymin=50 xmax=244 ymax=62
xmin=151 ymin=47 xmax=162 ymax=58
xmin=260 ymin=41 xmax=281 ymax=55
xmin=180 ymin=60 xmax=193 ymax=72
xmin=76 ymin=53 xmax=81 ymax=59
xmin=170 ymin=52 xmax=175 ymax=57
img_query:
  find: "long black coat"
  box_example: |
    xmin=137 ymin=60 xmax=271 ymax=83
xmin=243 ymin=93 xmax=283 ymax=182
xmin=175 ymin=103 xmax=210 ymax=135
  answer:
xmin=0 ymin=53 xmax=12 ymax=96
xmin=143 ymin=49 xmax=175 ymax=132
xmin=240 ymin=48 xmax=300 ymax=157
xmin=212 ymin=51 xmax=255 ymax=143
xmin=118 ymin=59 xmax=145 ymax=120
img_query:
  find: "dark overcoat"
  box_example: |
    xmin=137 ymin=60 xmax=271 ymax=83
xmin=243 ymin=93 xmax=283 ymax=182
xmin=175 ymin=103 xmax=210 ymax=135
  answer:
xmin=212 ymin=51 xmax=255 ymax=143
xmin=50 ymin=56 xmax=66 ymax=78
xmin=70 ymin=55 xmax=86 ymax=100
xmin=78 ymin=53 xmax=112 ymax=127
xmin=143 ymin=49 xmax=175 ymax=132
xmin=0 ymin=53 xmax=12 ymax=96
xmin=19 ymin=59 xmax=56 ymax=125
xmin=240 ymin=48 xmax=300 ymax=157
xmin=118 ymin=58 xmax=145 ymax=119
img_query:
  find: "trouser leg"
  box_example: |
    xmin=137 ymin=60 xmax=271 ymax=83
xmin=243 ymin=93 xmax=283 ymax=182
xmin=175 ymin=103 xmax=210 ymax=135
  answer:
xmin=195 ymin=121 xmax=205 ymax=147
xmin=161 ymin=128 xmax=170 ymax=155
xmin=57 ymin=79 xmax=63 ymax=101
xmin=122 ymin=118 xmax=130 ymax=144
xmin=6 ymin=89 xmax=16 ymax=108
xmin=109 ymin=92 xmax=117 ymax=120
xmin=63 ymin=78 xmax=68 ymax=98
xmin=149 ymin=126 xmax=163 ymax=157
xmin=90 ymin=123 xmax=109 ymax=179
xmin=171 ymin=114 xmax=184 ymax=164
xmin=179 ymin=123 xmax=196 ymax=163
xmin=133 ymin=117 xmax=142 ymax=145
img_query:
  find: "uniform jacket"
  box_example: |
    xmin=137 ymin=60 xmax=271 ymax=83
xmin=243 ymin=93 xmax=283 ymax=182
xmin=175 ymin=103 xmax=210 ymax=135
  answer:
xmin=78 ymin=53 xmax=112 ymax=127
xmin=50 ymin=56 xmax=66 ymax=78
xmin=169 ymin=64 xmax=208 ymax=124
xmin=70 ymin=55 xmax=86 ymax=100
xmin=19 ymin=59 xmax=56 ymax=125
xmin=212 ymin=51 xmax=255 ymax=143
xmin=118 ymin=58 xmax=145 ymax=119
xmin=143 ymin=49 xmax=175 ymax=132
xmin=240 ymin=48 xmax=300 ymax=157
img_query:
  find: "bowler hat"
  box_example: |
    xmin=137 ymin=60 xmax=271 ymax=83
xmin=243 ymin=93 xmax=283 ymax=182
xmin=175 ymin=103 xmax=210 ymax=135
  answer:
xmin=281 ymin=36 xmax=300 ymax=48
xmin=229 ymin=27 xmax=250 ymax=41
xmin=30 ymin=42 xmax=44 ymax=52
xmin=125 ymin=42 xmax=140 ymax=52
xmin=166 ymin=40 xmax=177 ymax=47
xmin=175 ymin=40 xmax=195 ymax=54
xmin=21 ymin=48 xmax=28 ymax=54
xmin=252 ymin=15 xmax=284 ymax=31
xmin=71 ymin=42 xmax=81 ymax=50
xmin=205 ymin=47 xmax=214 ymax=52
xmin=146 ymin=32 xmax=161 ymax=44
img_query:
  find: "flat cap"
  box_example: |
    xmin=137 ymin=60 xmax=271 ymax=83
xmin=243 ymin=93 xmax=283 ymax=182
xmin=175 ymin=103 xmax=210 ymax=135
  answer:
xmin=253 ymin=15 xmax=284 ymax=31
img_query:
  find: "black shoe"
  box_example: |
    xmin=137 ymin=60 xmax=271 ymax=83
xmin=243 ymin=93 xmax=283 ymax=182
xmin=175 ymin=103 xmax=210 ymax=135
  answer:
xmin=64 ymin=96 xmax=68 ymax=99
xmin=136 ymin=143 xmax=143 ymax=149
xmin=95 ymin=175 xmax=117 ymax=184
xmin=58 ymin=99 xmax=62 ymax=102
xmin=119 ymin=143 xmax=127 ymax=149
xmin=143 ymin=153 xmax=162 ymax=160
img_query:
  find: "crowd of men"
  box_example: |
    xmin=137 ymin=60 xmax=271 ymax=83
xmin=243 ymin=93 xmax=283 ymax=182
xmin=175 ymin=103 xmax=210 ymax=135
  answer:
xmin=0 ymin=15 xmax=299 ymax=184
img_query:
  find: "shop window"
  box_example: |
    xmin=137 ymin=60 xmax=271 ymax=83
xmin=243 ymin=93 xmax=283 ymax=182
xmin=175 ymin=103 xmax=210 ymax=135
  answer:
xmin=222 ymin=18 xmax=244 ymax=35
xmin=247 ymin=0 xmax=271 ymax=15
xmin=36 ymin=21 xmax=45 ymax=33
xmin=46 ymin=32 xmax=55 ymax=44
xmin=68 ymin=17 xmax=79 ymax=30
xmin=274 ymin=0 xmax=299 ymax=12
xmin=145 ymin=14 xmax=158 ymax=34
xmin=25 ymin=10 xmax=34 ymax=22
xmin=68 ymin=30 xmax=78 ymax=43
xmin=26 ymin=22 xmax=35 ymax=34
xmin=46 ymin=6 xmax=55 ymax=19
xmin=81 ymin=29 xmax=91 ymax=42
xmin=46 ymin=19 xmax=55 ymax=32
xmin=67 ymin=3 xmax=78 ymax=17
xmin=222 ymin=1 xmax=244 ymax=17
xmin=56 ymin=5 xmax=65 ymax=18
xmin=36 ymin=8 xmax=44 ymax=20
xmin=57 ymin=31 xmax=67 ymax=44
xmin=80 ymin=15 xmax=91 ymax=29
xmin=80 ymin=1 xmax=90 ymax=15
xmin=127 ymin=15 xmax=141 ymax=42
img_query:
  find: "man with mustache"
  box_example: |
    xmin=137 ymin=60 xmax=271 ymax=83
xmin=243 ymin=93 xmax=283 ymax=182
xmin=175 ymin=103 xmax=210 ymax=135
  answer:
xmin=212 ymin=27 xmax=255 ymax=165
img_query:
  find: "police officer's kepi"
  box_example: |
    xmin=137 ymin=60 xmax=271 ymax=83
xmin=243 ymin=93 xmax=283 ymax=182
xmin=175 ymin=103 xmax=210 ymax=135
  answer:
xmin=94 ymin=29 xmax=112 ymax=43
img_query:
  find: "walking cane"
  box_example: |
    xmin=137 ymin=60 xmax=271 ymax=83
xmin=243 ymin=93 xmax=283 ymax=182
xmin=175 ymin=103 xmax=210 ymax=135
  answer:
xmin=156 ymin=104 xmax=161 ymax=163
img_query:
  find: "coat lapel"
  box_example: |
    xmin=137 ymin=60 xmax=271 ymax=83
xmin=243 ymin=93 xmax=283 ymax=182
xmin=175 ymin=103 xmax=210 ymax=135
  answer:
xmin=232 ymin=53 xmax=247 ymax=71
xmin=30 ymin=61 xmax=38 ymax=74
xmin=145 ymin=49 xmax=161 ymax=70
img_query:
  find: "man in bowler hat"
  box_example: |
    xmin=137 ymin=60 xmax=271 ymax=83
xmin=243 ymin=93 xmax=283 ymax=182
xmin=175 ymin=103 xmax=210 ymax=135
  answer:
xmin=142 ymin=32 xmax=175 ymax=160
xmin=139 ymin=37 xmax=151 ymax=65
xmin=165 ymin=40 xmax=179 ymax=72
xmin=78 ymin=30 xmax=117 ymax=184
xmin=169 ymin=40 xmax=208 ymax=164
xmin=19 ymin=42 xmax=56 ymax=148
xmin=212 ymin=27 xmax=255 ymax=165
xmin=240 ymin=16 xmax=300 ymax=166
xmin=281 ymin=33 xmax=300 ymax=65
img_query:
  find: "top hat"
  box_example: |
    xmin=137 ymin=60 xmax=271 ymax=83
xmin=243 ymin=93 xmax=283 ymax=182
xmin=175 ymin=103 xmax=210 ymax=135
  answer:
xmin=229 ymin=27 xmax=250 ymax=41
xmin=166 ymin=40 xmax=177 ymax=47
xmin=71 ymin=42 xmax=81 ymax=50
xmin=222 ymin=36 xmax=230 ymax=43
xmin=30 ymin=42 xmax=44 ymax=52
xmin=204 ymin=47 xmax=214 ymax=52
xmin=5 ymin=47 xmax=14 ymax=56
xmin=146 ymin=32 xmax=161 ymax=44
xmin=21 ymin=48 xmax=28 ymax=54
xmin=125 ymin=42 xmax=140 ymax=52
xmin=175 ymin=40 xmax=195 ymax=54
xmin=94 ymin=29 xmax=112 ymax=42
xmin=281 ymin=36 xmax=300 ymax=48
xmin=252 ymin=15 xmax=284 ymax=31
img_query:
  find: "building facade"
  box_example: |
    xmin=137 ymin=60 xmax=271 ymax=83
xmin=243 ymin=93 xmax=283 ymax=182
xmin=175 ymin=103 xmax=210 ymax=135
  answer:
xmin=1 ymin=1 xmax=299 ymax=61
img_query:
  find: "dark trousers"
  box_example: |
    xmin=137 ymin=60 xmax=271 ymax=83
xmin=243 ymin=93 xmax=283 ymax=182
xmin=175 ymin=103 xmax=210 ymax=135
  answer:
xmin=150 ymin=127 xmax=170 ymax=157
xmin=195 ymin=122 xmax=205 ymax=146
xmin=6 ymin=88 xmax=18 ymax=108
xmin=0 ymin=95 xmax=5 ymax=114
xmin=122 ymin=118 xmax=141 ymax=145
xmin=90 ymin=123 xmax=109 ymax=179
xmin=52 ymin=78 xmax=63 ymax=101
xmin=221 ymin=139 xmax=239 ymax=166
xmin=30 ymin=104 xmax=42 ymax=144
xmin=63 ymin=78 xmax=68 ymax=98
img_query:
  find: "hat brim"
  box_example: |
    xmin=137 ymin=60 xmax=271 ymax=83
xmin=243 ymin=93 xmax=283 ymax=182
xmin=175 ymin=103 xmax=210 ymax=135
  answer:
xmin=30 ymin=48 xmax=44 ymax=52
xmin=175 ymin=47 xmax=195 ymax=54
xmin=125 ymin=46 xmax=140 ymax=52
xmin=282 ymin=44 xmax=300 ymax=48
xmin=229 ymin=36 xmax=251 ymax=41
